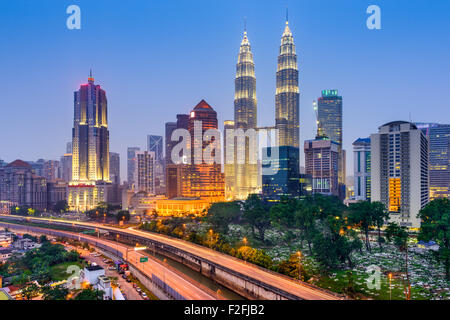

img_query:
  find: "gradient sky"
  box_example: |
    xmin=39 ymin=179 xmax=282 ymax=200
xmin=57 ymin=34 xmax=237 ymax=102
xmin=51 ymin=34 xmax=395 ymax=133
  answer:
xmin=1 ymin=0 xmax=449 ymax=182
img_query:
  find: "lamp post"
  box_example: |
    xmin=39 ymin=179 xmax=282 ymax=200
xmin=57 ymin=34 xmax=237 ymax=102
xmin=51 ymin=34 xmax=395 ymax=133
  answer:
xmin=116 ymin=234 xmax=119 ymax=257
xmin=243 ymin=237 xmax=248 ymax=264
xmin=209 ymin=229 xmax=213 ymax=249
xmin=388 ymin=273 xmax=393 ymax=300
xmin=297 ymin=251 xmax=302 ymax=281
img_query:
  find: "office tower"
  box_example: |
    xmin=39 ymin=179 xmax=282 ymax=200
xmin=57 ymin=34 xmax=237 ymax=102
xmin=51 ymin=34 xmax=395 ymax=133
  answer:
xmin=183 ymin=100 xmax=224 ymax=201
xmin=66 ymin=142 xmax=73 ymax=154
xmin=317 ymin=90 xmax=346 ymax=199
xmin=136 ymin=151 xmax=155 ymax=194
xmin=147 ymin=135 xmax=165 ymax=194
xmin=304 ymin=137 xmax=340 ymax=197
xmin=0 ymin=159 xmax=5 ymax=168
xmin=165 ymin=122 xmax=177 ymax=166
xmin=371 ymin=121 xmax=429 ymax=228
xmin=166 ymin=163 xmax=187 ymax=199
xmin=68 ymin=72 xmax=111 ymax=211
xmin=262 ymin=146 xmax=300 ymax=199
xmin=275 ymin=19 xmax=299 ymax=150
xmin=416 ymin=123 xmax=450 ymax=199
xmin=60 ymin=153 xmax=72 ymax=182
xmin=223 ymin=120 xmax=235 ymax=200
xmin=42 ymin=160 xmax=60 ymax=182
xmin=0 ymin=160 xmax=47 ymax=210
xmin=109 ymin=152 xmax=120 ymax=185
xmin=147 ymin=135 xmax=163 ymax=162
xmin=353 ymin=138 xmax=371 ymax=201
xmin=233 ymin=27 xmax=259 ymax=201
xmin=127 ymin=147 xmax=140 ymax=188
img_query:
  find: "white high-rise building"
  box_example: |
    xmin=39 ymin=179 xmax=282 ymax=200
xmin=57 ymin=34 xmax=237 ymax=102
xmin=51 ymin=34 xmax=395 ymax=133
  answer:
xmin=353 ymin=138 xmax=371 ymax=201
xmin=371 ymin=121 xmax=429 ymax=228
xmin=135 ymin=151 xmax=155 ymax=194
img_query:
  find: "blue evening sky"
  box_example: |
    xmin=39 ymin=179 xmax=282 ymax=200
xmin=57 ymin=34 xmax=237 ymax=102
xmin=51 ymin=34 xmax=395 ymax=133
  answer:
xmin=1 ymin=0 xmax=449 ymax=182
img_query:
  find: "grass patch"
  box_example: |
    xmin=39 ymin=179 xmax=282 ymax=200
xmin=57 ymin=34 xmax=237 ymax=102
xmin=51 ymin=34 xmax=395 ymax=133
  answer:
xmin=50 ymin=261 xmax=84 ymax=281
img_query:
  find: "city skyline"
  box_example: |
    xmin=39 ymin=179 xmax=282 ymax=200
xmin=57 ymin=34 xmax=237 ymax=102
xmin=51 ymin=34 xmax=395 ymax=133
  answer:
xmin=1 ymin=0 xmax=450 ymax=183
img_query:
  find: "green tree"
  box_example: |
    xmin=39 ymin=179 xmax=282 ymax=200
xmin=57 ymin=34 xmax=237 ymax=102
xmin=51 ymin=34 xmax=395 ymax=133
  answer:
xmin=418 ymin=198 xmax=450 ymax=280
xmin=21 ymin=282 xmax=40 ymax=300
xmin=205 ymin=202 xmax=241 ymax=234
xmin=54 ymin=200 xmax=69 ymax=213
xmin=74 ymin=287 xmax=104 ymax=300
xmin=385 ymin=222 xmax=411 ymax=300
xmin=41 ymin=285 xmax=69 ymax=300
xmin=242 ymin=194 xmax=271 ymax=242
xmin=116 ymin=210 xmax=130 ymax=222
xmin=277 ymin=253 xmax=307 ymax=281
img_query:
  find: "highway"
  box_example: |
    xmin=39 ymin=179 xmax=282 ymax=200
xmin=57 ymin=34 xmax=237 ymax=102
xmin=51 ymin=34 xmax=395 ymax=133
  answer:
xmin=1 ymin=221 xmax=220 ymax=300
xmin=0 ymin=215 xmax=343 ymax=300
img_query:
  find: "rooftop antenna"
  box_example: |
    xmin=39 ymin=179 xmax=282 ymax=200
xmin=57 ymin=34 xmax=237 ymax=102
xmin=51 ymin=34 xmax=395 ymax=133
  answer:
xmin=286 ymin=7 xmax=289 ymax=24
xmin=244 ymin=16 xmax=247 ymax=33
xmin=409 ymin=112 xmax=412 ymax=123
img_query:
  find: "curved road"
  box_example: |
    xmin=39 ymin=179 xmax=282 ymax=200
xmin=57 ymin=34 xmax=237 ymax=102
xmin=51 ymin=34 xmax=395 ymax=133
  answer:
xmin=0 ymin=215 xmax=343 ymax=300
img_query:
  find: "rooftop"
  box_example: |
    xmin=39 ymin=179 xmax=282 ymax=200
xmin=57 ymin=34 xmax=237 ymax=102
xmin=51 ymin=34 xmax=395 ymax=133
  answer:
xmin=85 ymin=265 xmax=104 ymax=272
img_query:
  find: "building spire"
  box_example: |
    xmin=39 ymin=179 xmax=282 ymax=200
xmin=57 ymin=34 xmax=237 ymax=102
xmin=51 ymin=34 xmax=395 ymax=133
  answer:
xmin=244 ymin=16 xmax=247 ymax=34
xmin=88 ymin=68 xmax=94 ymax=84
xmin=286 ymin=7 xmax=289 ymax=25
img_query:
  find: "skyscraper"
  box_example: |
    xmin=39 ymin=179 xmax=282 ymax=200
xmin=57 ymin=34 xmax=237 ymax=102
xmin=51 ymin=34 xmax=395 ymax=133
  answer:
xmin=127 ymin=147 xmax=140 ymax=188
xmin=317 ymin=90 xmax=346 ymax=199
xmin=109 ymin=152 xmax=120 ymax=185
xmin=60 ymin=153 xmax=72 ymax=182
xmin=371 ymin=121 xmax=429 ymax=228
xmin=275 ymin=19 xmax=299 ymax=150
xmin=68 ymin=72 xmax=111 ymax=211
xmin=304 ymin=137 xmax=340 ymax=197
xmin=147 ymin=135 xmax=163 ymax=162
xmin=353 ymin=138 xmax=371 ymax=201
xmin=183 ymin=100 xmax=224 ymax=201
xmin=223 ymin=120 xmax=235 ymax=200
xmin=233 ymin=27 xmax=259 ymax=200
xmin=262 ymin=146 xmax=300 ymax=199
xmin=416 ymin=123 xmax=450 ymax=200
xmin=136 ymin=151 xmax=155 ymax=194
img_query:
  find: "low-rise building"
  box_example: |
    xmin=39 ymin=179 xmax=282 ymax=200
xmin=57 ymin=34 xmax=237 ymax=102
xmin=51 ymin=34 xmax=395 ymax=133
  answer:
xmin=0 ymin=248 xmax=13 ymax=263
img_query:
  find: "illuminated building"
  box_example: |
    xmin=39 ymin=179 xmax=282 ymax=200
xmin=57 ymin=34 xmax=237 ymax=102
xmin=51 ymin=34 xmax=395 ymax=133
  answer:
xmin=275 ymin=18 xmax=300 ymax=151
xmin=416 ymin=123 xmax=450 ymax=199
xmin=262 ymin=146 xmax=300 ymax=200
xmin=135 ymin=151 xmax=155 ymax=194
xmin=47 ymin=180 xmax=68 ymax=211
xmin=371 ymin=121 xmax=429 ymax=228
xmin=304 ymin=137 xmax=340 ymax=197
xmin=166 ymin=163 xmax=187 ymax=199
xmin=223 ymin=120 xmax=235 ymax=200
xmin=353 ymin=138 xmax=371 ymax=201
xmin=147 ymin=135 xmax=163 ymax=162
xmin=317 ymin=90 xmax=346 ymax=198
xmin=68 ymin=72 xmax=111 ymax=211
xmin=155 ymin=197 xmax=211 ymax=217
xmin=184 ymin=100 xmax=224 ymax=202
xmin=233 ymin=26 xmax=259 ymax=200
xmin=127 ymin=147 xmax=140 ymax=189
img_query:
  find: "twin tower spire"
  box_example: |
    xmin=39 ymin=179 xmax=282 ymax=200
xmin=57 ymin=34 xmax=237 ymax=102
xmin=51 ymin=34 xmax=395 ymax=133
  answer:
xmin=230 ymin=16 xmax=300 ymax=200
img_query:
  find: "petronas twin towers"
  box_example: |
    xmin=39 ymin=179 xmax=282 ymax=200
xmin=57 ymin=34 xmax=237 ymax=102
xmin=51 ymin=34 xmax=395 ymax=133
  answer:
xmin=228 ymin=18 xmax=300 ymax=200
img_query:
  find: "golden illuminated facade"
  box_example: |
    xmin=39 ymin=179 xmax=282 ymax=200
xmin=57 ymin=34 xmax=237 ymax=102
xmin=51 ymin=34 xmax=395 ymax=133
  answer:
xmin=233 ymin=28 xmax=259 ymax=200
xmin=183 ymin=100 xmax=225 ymax=202
xmin=69 ymin=72 xmax=111 ymax=211
xmin=371 ymin=121 xmax=429 ymax=229
xmin=275 ymin=19 xmax=299 ymax=150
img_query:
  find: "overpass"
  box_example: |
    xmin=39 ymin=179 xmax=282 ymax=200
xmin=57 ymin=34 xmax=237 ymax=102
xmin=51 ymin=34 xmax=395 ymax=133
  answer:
xmin=0 ymin=215 xmax=345 ymax=300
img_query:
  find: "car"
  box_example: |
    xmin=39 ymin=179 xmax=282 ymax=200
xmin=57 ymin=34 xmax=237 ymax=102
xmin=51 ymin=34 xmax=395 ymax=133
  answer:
xmin=132 ymin=283 xmax=137 ymax=289
xmin=141 ymin=293 xmax=148 ymax=299
xmin=122 ymin=274 xmax=127 ymax=279
xmin=136 ymin=288 xmax=141 ymax=293
xmin=108 ymin=267 xmax=116 ymax=271
xmin=126 ymin=278 xmax=131 ymax=283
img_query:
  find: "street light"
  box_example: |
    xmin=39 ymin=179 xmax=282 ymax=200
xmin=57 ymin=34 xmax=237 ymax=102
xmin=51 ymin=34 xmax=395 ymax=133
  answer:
xmin=297 ymin=251 xmax=302 ymax=281
xmin=388 ymin=273 xmax=393 ymax=300
xmin=209 ymin=229 xmax=213 ymax=249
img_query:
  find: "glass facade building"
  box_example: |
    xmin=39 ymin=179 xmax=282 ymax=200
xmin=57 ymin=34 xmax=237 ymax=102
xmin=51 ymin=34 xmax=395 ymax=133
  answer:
xmin=262 ymin=146 xmax=300 ymax=200
xmin=416 ymin=123 xmax=450 ymax=200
